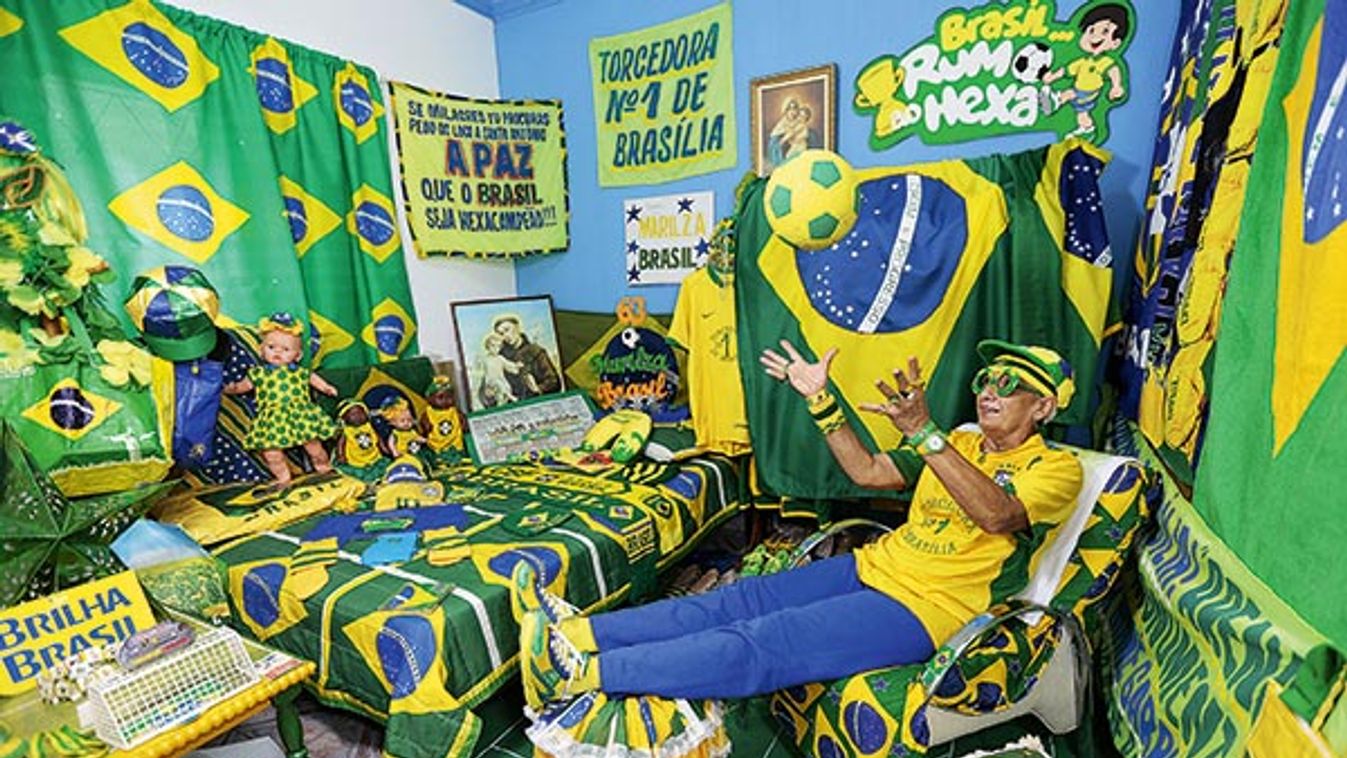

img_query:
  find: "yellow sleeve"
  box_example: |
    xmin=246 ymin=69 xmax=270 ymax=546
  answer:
xmin=1014 ymin=450 xmax=1082 ymax=527
xmin=1066 ymin=58 xmax=1084 ymax=77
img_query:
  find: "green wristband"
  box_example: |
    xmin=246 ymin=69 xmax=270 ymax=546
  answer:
xmin=904 ymin=420 xmax=940 ymax=448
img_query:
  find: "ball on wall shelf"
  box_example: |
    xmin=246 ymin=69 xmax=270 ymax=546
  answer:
xmin=763 ymin=149 xmax=859 ymax=250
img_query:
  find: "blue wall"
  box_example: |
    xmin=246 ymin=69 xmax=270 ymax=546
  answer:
xmin=497 ymin=0 xmax=1179 ymax=314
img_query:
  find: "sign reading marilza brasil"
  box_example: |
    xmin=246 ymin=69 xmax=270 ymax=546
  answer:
xmin=589 ymin=4 xmax=736 ymax=186
xmin=625 ymin=191 xmax=714 ymax=285
xmin=855 ymin=0 xmax=1134 ymax=148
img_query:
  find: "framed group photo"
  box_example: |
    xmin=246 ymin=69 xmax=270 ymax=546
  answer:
xmin=452 ymin=295 xmax=565 ymax=411
xmin=749 ymin=63 xmax=837 ymax=176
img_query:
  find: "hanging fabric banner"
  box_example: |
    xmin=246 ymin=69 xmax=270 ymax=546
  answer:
xmin=589 ymin=4 xmax=736 ymax=187
xmin=624 ymin=191 xmax=713 ymax=285
xmin=389 ymin=82 xmax=570 ymax=259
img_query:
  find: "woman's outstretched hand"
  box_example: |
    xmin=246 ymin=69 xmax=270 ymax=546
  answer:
xmin=760 ymin=339 xmax=837 ymax=398
xmin=859 ymin=356 xmax=931 ymax=437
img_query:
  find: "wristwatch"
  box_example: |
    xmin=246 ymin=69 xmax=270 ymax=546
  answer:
xmin=906 ymin=420 xmax=947 ymax=456
xmin=916 ymin=431 xmax=947 ymax=456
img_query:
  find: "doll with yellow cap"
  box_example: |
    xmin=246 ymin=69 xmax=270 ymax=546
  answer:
xmin=420 ymin=375 xmax=465 ymax=457
xmin=335 ymin=399 xmax=385 ymax=480
xmin=224 ymin=312 xmax=338 ymax=485
xmin=378 ymin=396 xmax=427 ymax=458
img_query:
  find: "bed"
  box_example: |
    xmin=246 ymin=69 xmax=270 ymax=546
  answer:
xmin=155 ymin=453 xmax=744 ymax=758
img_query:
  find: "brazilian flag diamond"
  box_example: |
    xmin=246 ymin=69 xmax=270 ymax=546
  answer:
xmin=334 ymin=61 xmax=384 ymax=145
xmin=346 ymin=184 xmax=400 ymax=263
xmin=22 ymin=377 xmax=122 ymax=442
xmin=279 ymin=176 xmax=341 ymax=258
xmin=362 ymin=298 xmax=416 ymax=363
xmin=249 ymin=38 xmax=318 ymax=135
xmin=108 ymin=161 xmax=249 ymax=264
xmin=58 ymin=0 xmax=220 ymax=112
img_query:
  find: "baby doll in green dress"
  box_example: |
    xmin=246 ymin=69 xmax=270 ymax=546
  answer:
xmin=224 ymin=312 xmax=339 ymax=485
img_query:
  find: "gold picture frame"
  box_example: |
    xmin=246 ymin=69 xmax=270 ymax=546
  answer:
xmin=750 ymin=63 xmax=837 ymax=176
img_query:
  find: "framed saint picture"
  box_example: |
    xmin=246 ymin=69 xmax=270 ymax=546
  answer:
xmin=750 ymin=63 xmax=837 ymax=176
xmin=451 ymin=295 xmax=565 ymax=411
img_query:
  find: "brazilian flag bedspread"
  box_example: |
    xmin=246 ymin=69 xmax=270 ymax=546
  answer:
xmin=156 ymin=455 xmax=744 ymax=758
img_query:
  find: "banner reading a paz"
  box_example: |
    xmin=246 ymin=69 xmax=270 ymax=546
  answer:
xmin=389 ymin=82 xmax=570 ymax=258
xmin=589 ymin=4 xmax=736 ymax=186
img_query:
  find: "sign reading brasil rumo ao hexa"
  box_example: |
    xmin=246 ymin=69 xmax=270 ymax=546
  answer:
xmin=855 ymin=0 xmax=1135 ymax=148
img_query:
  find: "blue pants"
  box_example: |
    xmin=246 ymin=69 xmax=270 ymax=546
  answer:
xmin=591 ymin=555 xmax=934 ymax=699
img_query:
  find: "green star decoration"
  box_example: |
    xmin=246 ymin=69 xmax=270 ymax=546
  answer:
xmin=0 ymin=421 xmax=175 ymax=608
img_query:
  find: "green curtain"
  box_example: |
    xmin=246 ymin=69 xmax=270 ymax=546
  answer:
xmin=0 ymin=0 xmax=417 ymax=369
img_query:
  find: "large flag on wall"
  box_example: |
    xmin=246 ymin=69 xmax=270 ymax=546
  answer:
xmin=0 ymin=0 xmax=418 ymax=368
xmin=1195 ymin=0 xmax=1347 ymax=647
xmin=738 ymin=140 xmax=1114 ymax=499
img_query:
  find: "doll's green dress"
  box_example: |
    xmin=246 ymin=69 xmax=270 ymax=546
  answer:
xmin=243 ymin=364 xmax=336 ymax=450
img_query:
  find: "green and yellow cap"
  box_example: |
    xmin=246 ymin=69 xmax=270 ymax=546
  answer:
xmin=975 ymin=339 xmax=1075 ymax=411
xmin=123 ymin=265 xmax=220 ymax=361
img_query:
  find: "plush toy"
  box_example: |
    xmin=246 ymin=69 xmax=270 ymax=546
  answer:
xmin=335 ymin=399 xmax=384 ymax=479
xmin=224 ymin=312 xmax=337 ymax=485
xmin=420 ymin=375 xmax=465 ymax=455
xmin=378 ymin=396 xmax=426 ymax=457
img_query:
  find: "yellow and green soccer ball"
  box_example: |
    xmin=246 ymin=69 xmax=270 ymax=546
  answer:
xmin=764 ymin=149 xmax=859 ymax=250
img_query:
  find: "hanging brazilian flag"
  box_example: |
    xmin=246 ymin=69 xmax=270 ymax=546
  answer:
xmin=0 ymin=0 xmax=418 ymax=369
xmin=1195 ymin=0 xmax=1347 ymax=647
xmin=737 ymin=140 xmax=1114 ymax=499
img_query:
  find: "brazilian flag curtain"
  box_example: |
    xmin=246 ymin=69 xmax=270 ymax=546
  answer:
xmin=0 ymin=0 xmax=417 ymax=369
xmin=737 ymin=141 xmax=1114 ymax=499
xmin=1195 ymin=0 xmax=1347 ymax=647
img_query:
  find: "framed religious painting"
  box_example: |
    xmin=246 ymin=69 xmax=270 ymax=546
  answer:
xmin=452 ymin=295 xmax=565 ymax=411
xmin=749 ymin=63 xmax=837 ymax=176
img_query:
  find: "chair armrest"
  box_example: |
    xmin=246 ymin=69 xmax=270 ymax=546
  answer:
xmin=788 ymin=518 xmax=894 ymax=568
xmin=919 ymin=599 xmax=1084 ymax=697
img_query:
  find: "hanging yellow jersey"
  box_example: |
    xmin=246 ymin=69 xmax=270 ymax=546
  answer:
xmin=668 ymin=267 xmax=750 ymax=455
xmin=854 ymin=430 xmax=1081 ymax=643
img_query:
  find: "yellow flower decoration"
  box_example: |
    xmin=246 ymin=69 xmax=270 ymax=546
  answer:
xmin=62 ymin=246 xmax=108 ymax=289
xmin=0 ymin=258 xmax=21 ymax=288
xmin=28 ymin=327 xmax=67 ymax=349
xmin=0 ymin=328 xmax=39 ymax=374
xmin=96 ymin=339 xmax=153 ymax=387
xmin=0 ymin=217 xmax=36 ymax=254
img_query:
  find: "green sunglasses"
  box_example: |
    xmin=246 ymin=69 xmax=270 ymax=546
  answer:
xmin=970 ymin=367 xmax=1042 ymax=397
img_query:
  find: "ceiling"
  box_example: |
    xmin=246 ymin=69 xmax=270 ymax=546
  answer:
xmin=456 ymin=0 xmax=560 ymax=21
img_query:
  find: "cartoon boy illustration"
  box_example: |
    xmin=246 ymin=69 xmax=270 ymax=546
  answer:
xmin=1042 ymin=2 xmax=1130 ymax=136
